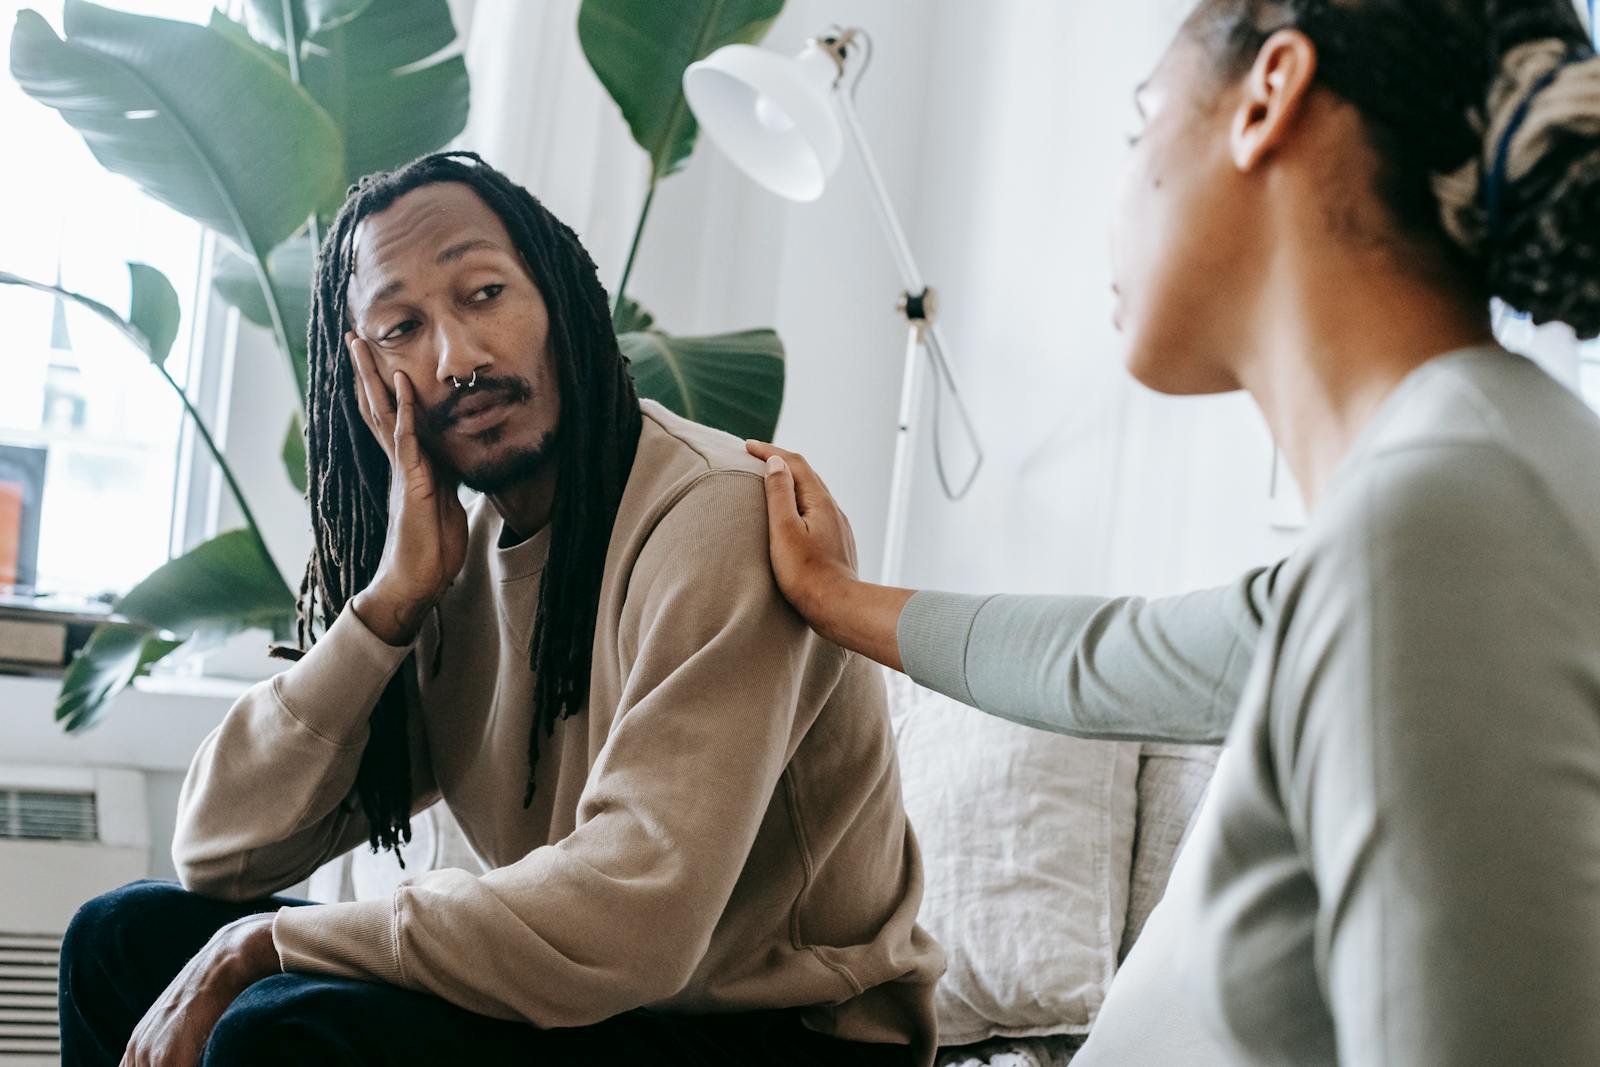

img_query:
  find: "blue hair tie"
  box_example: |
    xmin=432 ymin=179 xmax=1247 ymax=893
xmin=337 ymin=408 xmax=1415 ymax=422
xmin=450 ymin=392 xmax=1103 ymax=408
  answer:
xmin=1485 ymin=58 xmax=1568 ymax=244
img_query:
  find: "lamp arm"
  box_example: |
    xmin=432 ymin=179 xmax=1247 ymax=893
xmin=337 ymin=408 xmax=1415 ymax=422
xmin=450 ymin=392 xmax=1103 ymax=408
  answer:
xmin=833 ymin=81 xmax=984 ymax=500
xmin=833 ymin=86 xmax=925 ymax=295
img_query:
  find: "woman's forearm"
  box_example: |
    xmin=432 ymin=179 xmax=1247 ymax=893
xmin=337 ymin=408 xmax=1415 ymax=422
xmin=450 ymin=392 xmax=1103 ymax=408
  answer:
xmin=894 ymin=566 xmax=1280 ymax=742
xmin=802 ymin=577 xmax=915 ymax=672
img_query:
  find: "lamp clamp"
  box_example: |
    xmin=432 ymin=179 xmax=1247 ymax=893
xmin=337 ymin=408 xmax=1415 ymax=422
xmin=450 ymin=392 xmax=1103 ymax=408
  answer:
xmin=897 ymin=286 xmax=939 ymax=328
xmin=810 ymin=25 xmax=862 ymax=87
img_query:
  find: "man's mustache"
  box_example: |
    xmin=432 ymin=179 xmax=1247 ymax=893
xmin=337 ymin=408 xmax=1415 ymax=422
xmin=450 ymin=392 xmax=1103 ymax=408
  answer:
xmin=421 ymin=374 xmax=535 ymax=434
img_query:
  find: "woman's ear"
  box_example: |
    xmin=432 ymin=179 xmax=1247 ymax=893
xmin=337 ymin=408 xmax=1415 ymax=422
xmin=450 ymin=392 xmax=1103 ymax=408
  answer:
xmin=1231 ymin=28 xmax=1319 ymax=171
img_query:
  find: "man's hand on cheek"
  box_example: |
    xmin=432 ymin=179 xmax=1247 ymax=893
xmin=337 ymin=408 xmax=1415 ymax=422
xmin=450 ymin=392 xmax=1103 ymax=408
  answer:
xmin=120 ymin=912 xmax=281 ymax=1067
xmin=344 ymin=335 xmax=471 ymax=646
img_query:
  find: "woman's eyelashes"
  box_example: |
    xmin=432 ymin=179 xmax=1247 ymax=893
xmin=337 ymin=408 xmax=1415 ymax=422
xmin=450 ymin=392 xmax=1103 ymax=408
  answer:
xmin=470 ymin=283 xmax=505 ymax=303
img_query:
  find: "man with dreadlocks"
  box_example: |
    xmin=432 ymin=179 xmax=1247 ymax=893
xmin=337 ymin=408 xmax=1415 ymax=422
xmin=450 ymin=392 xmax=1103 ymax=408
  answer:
xmin=58 ymin=152 xmax=941 ymax=1067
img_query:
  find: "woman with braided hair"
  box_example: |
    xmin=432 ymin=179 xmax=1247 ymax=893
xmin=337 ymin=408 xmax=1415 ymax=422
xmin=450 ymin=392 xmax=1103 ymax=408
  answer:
xmin=750 ymin=0 xmax=1600 ymax=1063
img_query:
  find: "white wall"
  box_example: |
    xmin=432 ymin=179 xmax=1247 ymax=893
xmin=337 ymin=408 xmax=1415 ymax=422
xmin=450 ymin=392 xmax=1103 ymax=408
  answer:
xmin=555 ymin=0 xmax=1298 ymax=596
xmin=0 ymin=673 xmax=237 ymax=882
xmin=895 ymin=0 xmax=1298 ymax=598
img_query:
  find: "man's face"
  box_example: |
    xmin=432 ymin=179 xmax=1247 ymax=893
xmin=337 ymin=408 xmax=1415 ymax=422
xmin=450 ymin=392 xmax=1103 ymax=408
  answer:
xmin=344 ymin=181 xmax=561 ymax=491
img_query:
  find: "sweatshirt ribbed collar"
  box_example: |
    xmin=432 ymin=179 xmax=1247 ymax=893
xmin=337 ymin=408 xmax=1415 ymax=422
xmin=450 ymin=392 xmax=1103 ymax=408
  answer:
xmin=491 ymin=510 xmax=553 ymax=584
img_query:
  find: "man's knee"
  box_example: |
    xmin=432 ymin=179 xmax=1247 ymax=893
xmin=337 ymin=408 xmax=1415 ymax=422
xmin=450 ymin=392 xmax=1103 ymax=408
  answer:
xmin=63 ymin=880 xmax=189 ymax=973
xmin=204 ymin=975 xmax=361 ymax=1066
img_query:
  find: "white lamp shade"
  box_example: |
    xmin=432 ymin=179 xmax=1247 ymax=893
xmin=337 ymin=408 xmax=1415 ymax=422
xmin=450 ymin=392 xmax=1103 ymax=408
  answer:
xmin=682 ymin=43 xmax=843 ymax=202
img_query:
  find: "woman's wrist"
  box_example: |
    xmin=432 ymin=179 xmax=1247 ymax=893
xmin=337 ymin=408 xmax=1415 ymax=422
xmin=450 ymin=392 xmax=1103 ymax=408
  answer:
xmin=806 ymin=573 xmax=912 ymax=672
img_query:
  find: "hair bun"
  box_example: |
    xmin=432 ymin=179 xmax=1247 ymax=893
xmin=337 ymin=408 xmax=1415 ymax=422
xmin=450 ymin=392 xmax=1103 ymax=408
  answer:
xmin=1448 ymin=37 xmax=1600 ymax=338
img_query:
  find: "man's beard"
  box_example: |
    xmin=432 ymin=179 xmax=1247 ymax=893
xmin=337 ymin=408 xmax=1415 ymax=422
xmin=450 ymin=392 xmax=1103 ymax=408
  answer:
xmin=416 ymin=373 xmax=557 ymax=493
xmin=457 ymin=427 xmax=558 ymax=493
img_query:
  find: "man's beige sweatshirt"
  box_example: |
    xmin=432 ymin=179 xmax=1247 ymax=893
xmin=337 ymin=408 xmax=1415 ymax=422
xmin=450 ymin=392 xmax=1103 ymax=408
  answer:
xmin=171 ymin=401 xmax=942 ymax=1060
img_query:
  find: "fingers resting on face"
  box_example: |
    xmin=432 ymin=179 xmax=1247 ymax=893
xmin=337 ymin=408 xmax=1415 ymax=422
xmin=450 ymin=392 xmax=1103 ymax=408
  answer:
xmin=347 ymin=331 xmax=429 ymax=455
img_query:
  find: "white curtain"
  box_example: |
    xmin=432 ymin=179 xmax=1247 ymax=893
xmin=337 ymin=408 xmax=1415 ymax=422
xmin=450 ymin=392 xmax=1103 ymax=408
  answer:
xmin=447 ymin=0 xmax=650 ymax=289
xmin=894 ymin=0 xmax=1300 ymax=598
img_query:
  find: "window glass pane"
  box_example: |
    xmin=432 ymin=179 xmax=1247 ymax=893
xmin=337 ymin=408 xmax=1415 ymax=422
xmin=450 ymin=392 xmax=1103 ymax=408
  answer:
xmin=1580 ymin=344 xmax=1600 ymax=411
xmin=0 ymin=0 xmax=214 ymax=598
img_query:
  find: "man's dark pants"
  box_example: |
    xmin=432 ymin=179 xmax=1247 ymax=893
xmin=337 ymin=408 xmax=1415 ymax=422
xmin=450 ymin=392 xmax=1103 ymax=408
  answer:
xmin=60 ymin=880 xmax=913 ymax=1066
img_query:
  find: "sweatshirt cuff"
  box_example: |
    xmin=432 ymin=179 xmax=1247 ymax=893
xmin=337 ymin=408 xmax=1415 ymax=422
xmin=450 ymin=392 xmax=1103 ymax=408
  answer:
xmin=274 ymin=898 xmax=403 ymax=986
xmin=273 ymin=606 xmax=412 ymax=747
xmin=896 ymin=591 xmax=995 ymax=707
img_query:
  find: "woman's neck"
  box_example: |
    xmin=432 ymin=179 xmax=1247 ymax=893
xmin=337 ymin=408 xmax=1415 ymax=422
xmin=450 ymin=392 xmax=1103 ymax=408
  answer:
xmin=1234 ymin=244 xmax=1493 ymax=509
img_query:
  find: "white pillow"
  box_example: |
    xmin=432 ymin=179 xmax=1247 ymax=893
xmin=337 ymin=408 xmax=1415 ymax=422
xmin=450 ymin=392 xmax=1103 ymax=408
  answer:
xmin=1070 ymin=751 xmax=1234 ymax=1067
xmin=888 ymin=672 xmax=1140 ymax=1045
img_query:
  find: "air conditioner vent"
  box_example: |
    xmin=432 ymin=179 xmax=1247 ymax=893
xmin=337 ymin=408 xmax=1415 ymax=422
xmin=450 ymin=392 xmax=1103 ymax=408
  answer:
xmin=0 ymin=788 xmax=97 ymax=843
xmin=0 ymin=932 xmax=60 ymax=1059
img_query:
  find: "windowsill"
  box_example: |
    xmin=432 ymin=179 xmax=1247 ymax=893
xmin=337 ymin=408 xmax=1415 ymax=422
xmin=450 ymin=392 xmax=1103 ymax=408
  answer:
xmin=132 ymin=671 xmax=252 ymax=701
xmin=1 ymin=669 xmax=242 ymax=773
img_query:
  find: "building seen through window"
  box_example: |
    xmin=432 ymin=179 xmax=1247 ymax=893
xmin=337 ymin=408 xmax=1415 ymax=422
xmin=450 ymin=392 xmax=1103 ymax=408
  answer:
xmin=0 ymin=0 xmax=215 ymax=601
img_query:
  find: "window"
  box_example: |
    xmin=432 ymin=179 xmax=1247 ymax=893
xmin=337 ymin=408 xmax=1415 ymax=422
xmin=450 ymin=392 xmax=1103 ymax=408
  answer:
xmin=0 ymin=0 xmax=215 ymax=600
xmin=1580 ymin=341 xmax=1600 ymax=411
xmin=1491 ymin=302 xmax=1600 ymax=413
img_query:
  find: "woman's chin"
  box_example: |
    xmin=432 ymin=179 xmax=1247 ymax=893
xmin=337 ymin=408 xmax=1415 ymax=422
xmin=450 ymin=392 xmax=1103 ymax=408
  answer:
xmin=1122 ymin=336 xmax=1235 ymax=397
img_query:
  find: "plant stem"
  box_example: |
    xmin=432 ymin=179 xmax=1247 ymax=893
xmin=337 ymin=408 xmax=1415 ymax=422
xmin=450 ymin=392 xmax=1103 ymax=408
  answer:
xmin=249 ymin=249 xmax=308 ymax=407
xmin=154 ymin=360 xmax=274 ymax=565
xmin=281 ymin=0 xmax=302 ymax=82
xmin=612 ymin=177 xmax=657 ymax=328
xmin=279 ymin=0 xmax=317 ymax=407
xmin=277 ymin=0 xmax=316 ymax=258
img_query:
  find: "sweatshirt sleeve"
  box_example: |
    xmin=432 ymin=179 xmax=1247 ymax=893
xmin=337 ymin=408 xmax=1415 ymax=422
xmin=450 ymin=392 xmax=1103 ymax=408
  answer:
xmin=171 ymin=606 xmax=438 ymax=900
xmin=270 ymin=471 xmax=845 ymax=1027
xmin=895 ymin=565 xmax=1279 ymax=744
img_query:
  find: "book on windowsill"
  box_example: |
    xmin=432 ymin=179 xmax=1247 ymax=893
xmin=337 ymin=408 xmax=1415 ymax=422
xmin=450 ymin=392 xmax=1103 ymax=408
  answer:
xmin=0 ymin=587 xmax=118 ymax=678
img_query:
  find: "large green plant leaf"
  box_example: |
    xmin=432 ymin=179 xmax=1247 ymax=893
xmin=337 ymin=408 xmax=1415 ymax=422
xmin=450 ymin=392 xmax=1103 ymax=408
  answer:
xmin=10 ymin=1 xmax=344 ymax=258
xmin=282 ymin=413 xmax=308 ymax=494
xmin=213 ymin=233 xmax=313 ymax=394
xmin=578 ymin=0 xmax=784 ymax=179
xmin=612 ymin=295 xmax=655 ymax=334
xmin=54 ymin=528 xmax=296 ymax=730
xmin=0 ymin=268 xmax=164 ymax=363
xmin=127 ymin=262 xmax=180 ymax=367
xmin=117 ymin=528 xmax=294 ymax=637
xmin=212 ymin=2 xmax=465 ymax=196
xmin=214 ymin=235 xmax=313 ymax=337
xmin=56 ymin=624 xmax=184 ymax=731
xmin=242 ymin=0 xmax=370 ymax=51
xmin=298 ymin=0 xmax=468 ymax=190
xmin=622 ymin=324 xmax=785 ymax=440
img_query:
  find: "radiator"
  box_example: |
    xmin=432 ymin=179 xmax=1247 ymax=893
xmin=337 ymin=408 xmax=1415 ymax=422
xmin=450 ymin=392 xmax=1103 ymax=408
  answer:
xmin=0 ymin=765 xmax=148 ymax=1066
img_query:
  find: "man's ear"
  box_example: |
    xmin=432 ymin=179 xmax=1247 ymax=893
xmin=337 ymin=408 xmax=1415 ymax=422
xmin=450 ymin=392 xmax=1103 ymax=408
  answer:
xmin=1231 ymin=28 xmax=1318 ymax=172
